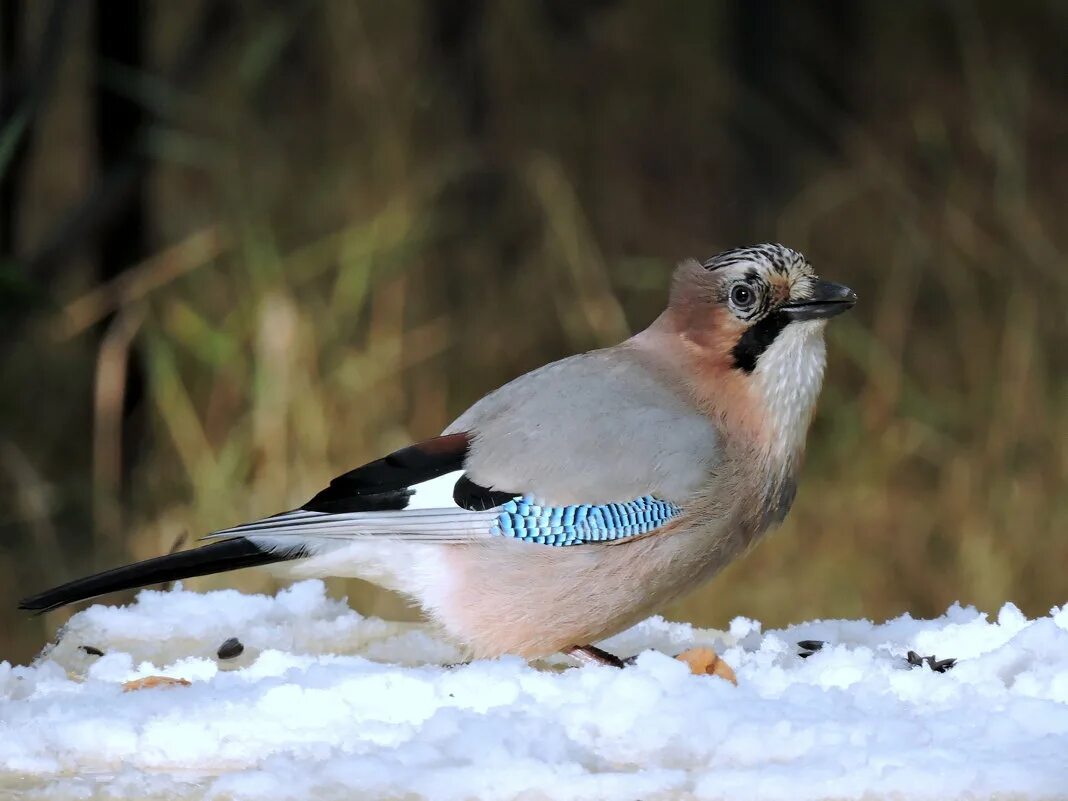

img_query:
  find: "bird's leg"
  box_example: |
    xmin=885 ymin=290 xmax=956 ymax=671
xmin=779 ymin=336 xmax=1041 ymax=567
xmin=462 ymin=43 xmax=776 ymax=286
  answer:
xmin=566 ymin=643 xmax=738 ymax=683
xmin=564 ymin=644 xmax=629 ymax=668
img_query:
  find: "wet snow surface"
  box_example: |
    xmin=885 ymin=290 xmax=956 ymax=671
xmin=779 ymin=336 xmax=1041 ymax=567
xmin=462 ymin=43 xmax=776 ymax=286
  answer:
xmin=2 ymin=581 xmax=1068 ymax=800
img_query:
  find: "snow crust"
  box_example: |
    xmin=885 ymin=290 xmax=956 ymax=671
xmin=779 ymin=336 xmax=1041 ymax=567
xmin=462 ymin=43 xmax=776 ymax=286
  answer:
xmin=3 ymin=580 xmax=1068 ymax=800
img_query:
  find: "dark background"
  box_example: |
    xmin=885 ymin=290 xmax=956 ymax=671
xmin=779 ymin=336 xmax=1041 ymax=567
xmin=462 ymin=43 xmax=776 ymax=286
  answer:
xmin=2 ymin=1 xmax=1066 ymax=664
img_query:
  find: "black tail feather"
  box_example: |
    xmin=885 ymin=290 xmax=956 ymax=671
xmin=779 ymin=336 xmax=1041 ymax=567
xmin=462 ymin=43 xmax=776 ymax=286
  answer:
xmin=18 ymin=538 xmax=304 ymax=613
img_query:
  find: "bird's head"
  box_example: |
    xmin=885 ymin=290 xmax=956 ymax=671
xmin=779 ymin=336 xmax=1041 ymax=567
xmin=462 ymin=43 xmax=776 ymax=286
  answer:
xmin=650 ymin=243 xmax=855 ymax=455
xmin=668 ymin=243 xmax=855 ymax=370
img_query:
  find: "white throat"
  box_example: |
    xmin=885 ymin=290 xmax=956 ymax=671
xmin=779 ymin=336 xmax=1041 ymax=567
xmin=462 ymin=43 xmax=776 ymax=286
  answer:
xmin=751 ymin=320 xmax=828 ymax=463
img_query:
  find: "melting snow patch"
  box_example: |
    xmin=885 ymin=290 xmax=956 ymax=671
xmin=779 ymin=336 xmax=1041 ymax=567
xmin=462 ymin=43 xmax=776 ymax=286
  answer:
xmin=2 ymin=581 xmax=1067 ymax=800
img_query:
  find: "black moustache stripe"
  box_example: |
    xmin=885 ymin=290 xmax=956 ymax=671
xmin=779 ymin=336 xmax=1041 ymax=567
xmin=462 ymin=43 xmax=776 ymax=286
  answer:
xmin=732 ymin=311 xmax=789 ymax=373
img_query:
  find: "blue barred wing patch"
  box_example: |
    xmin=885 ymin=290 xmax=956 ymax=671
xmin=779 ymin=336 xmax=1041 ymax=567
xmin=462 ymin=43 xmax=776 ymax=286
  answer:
xmin=490 ymin=495 xmax=681 ymax=546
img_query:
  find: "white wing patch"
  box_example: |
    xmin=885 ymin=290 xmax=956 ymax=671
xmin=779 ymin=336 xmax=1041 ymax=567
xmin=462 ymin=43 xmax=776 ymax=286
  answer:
xmin=406 ymin=470 xmax=465 ymax=510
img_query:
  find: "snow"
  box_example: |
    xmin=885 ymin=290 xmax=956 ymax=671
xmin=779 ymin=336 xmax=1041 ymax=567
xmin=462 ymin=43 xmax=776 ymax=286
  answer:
xmin=3 ymin=581 xmax=1068 ymax=801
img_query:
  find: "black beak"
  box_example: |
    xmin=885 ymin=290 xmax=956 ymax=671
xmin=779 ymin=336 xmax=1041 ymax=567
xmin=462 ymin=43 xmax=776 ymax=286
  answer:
xmin=781 ymin=280 xmax=856 ymax=321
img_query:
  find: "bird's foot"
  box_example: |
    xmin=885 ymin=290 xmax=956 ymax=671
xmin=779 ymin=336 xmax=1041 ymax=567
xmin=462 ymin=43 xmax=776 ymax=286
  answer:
xmin=565 ymin=644 xmax=737 ymax=683
xmin=564 ymin=644 xmax=628 ymax=668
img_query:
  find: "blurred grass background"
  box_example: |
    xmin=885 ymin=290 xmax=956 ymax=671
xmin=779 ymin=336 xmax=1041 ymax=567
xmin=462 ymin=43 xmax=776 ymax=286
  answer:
xmin=1 ymin=1 xmax=1066 ymax=665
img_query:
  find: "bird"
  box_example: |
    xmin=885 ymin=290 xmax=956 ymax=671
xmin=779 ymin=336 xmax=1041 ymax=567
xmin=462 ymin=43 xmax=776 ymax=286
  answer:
xmin=20 ymin=243 xmax=856 ymax=669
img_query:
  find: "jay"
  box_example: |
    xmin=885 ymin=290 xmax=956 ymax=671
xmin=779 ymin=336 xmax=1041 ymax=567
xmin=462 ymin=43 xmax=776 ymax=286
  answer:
xmin=21 ymin=244 xmax=855 ymax=669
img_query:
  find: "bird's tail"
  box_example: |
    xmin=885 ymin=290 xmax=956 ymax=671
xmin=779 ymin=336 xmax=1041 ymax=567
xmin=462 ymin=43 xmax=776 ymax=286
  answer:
xmin=17 ymin=537 xmax=305 ymax=613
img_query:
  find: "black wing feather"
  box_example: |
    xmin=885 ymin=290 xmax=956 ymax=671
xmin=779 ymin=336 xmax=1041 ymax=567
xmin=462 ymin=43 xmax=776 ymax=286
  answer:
xmin=452 ymin=474 xmax=518 ymax=511
xmin=302 ymin=432 xmax=470 ymax=513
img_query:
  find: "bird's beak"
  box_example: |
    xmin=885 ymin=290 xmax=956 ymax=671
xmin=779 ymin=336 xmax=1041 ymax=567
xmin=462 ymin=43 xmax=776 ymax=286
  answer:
xmin=781 ymin=280 xmax=857 ymax=321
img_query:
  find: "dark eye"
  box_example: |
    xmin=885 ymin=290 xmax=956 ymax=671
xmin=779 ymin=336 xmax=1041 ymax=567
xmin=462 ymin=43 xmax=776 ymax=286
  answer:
xmin=731 ymin=284 xmax=756 ymax=309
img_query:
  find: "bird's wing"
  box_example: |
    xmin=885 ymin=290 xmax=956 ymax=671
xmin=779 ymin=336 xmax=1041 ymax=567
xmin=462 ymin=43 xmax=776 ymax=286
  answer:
xmin=206 ymin=345 xmax=720 ymax=547
xmin=20 ymin=347 xmax=720 ymax=612
xmin=449 ymin=345 xmax=720 ymax=506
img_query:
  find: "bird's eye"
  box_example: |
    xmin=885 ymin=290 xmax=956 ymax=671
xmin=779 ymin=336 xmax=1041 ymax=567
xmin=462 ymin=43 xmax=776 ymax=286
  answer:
xmin=731 ymin=284 xmax=756 ymax=309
